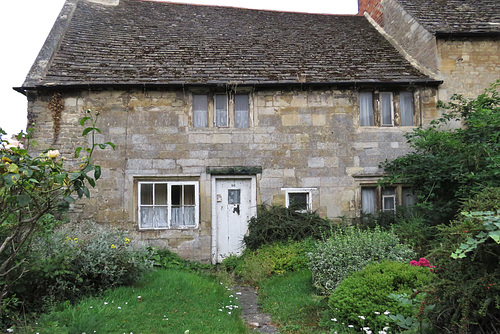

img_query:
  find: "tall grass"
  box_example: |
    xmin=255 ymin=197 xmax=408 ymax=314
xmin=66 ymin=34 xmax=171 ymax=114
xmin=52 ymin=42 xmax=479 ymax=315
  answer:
xmin=29 ymin=269 xmax=248 ymax=334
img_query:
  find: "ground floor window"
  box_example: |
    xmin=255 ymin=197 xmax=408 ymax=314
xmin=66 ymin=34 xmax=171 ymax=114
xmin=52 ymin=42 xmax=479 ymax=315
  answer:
xmin=361 ymin=185 xmax=414 ymax=214
xmin=282 ymin=188 xmax=314 ymax=212
xmin=138 ymin=181 xmax=199 ymax=229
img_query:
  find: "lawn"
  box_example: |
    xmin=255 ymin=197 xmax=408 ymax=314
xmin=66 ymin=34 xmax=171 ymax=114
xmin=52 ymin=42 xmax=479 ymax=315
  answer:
xmin=28 ymin=269 xmax=248 ymax=334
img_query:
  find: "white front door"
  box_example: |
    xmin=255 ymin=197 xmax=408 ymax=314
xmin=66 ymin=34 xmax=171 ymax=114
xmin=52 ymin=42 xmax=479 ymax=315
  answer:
xmin=213 ymin=177 xmax=255 ymax=263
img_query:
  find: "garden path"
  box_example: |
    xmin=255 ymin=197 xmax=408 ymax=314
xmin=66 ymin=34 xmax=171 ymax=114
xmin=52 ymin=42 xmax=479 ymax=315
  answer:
xmin=235 ymin=285 xmax=280 ymax=333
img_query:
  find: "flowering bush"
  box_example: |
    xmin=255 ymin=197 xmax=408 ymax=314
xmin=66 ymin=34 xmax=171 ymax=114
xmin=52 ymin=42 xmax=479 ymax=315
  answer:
xmin=0 ymin=110 xmax=114 ymax=319
xmin=10 ymin=221 xmax=154 ymax=313
xmin=308 ymin=226 xmax=415 ymax=293
xmin=410 ymin=258 xmax=435 ymax=270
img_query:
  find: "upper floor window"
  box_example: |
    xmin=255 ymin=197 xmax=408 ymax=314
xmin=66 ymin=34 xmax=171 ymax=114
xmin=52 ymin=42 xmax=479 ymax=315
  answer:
xmin=193 ymin=92 xmax=250 ymax=128
xmin=359 ymin=91 xmax=415 ymax=127
xmin=138 ymin=180 xmax=199 ymax=229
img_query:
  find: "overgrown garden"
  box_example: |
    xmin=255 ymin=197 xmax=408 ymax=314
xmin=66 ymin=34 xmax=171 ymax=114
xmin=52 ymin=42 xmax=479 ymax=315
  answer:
xmin=1 ymin=83 xmax=499 ymax=333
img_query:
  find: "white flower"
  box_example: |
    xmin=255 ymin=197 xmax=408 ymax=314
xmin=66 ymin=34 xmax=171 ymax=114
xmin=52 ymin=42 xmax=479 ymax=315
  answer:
xmin=384 ymin=310 xmax=390 ymax=315
xmin=374 ymin=311 xmax=380 ymax=315
xmin=118 ymin=307 xmax=122 ymax=309
xmin=104 ymin=302 xmax=108 ymax=305
xmin=331 ymin=318 xmax=337 ymax=322
xmin=47 ymin=150 xmax=60 ymax=158
xmin=348 ymin=325 xmax=354 ymax=328
xmin=89 ymin=306 xmax=93 ymax=309
xmin=228 ymin=312 xmax=231 ymax=314
xmin=359 ymin=315 xmax=366 ymax=320
xmin=184 ymin=331 xmax=190 ymax=334
xmin=378 ymin=332 xmax=387 ymax=334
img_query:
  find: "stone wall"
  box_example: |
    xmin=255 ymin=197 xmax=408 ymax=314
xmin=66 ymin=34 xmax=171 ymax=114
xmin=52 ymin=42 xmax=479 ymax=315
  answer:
xmin=27 ymin=85 xmax=438 ymax=261
xmin=437 ymin=37 xmax=500 ymax=101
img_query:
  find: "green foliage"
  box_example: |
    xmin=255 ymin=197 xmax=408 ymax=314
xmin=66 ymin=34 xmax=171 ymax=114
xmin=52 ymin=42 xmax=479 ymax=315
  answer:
xmin=152 ymin=248 xmax=213 ymax=272
xmin=243 ymin=204 xmax=332 ymax=250
xmin=381 ymin=81 xmax=500 ymax=223
xmin=8 ymin=222 xmax=154 ymax=316
xmin=308 ymin=226 xmax=415 ymax=293
xmin=30 ymin=269 xmax=247 ymax=334
xmin=232 ymin=239 xmax=316 ymax=286
xmin=259 ymin=270 xmax=326 ymax=334
xmin=427 ymin=188 xmax=500 ymax=333
xmin=0 ymin=109 xmax=114 ymax=307
xmin=327 ymin=261 xmax=433 ymax=332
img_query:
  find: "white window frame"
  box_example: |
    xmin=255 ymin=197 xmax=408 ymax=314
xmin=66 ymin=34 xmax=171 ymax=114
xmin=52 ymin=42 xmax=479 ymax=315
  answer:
xmin=282 ymin=188 xmax=315 ymax=212
xmin=359 ymin=91 xmax=418 ymax=127
xmin=381 ymin=187 xmax=396 ymax=213
xmin=138 ymin=181 xmax=199 ymax=230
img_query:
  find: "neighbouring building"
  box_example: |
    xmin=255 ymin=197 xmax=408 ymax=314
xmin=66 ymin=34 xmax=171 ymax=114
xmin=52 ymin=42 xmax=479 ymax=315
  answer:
xmin=16 ymin=0 xmax=444 ymax=262
xmin=358 ymin=0 xmax=500 ymax=101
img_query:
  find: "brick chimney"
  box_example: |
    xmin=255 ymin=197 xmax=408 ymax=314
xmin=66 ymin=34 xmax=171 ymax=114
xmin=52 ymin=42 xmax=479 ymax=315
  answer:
xmin=358 ymin=0 xmax=383 ymax=26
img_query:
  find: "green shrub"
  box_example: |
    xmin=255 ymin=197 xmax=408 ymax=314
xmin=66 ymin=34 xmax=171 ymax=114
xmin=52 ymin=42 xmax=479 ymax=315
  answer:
xmin=427 ymin=188 xmax=500 ymax=333
xmin=152 ymin=248 xmax=213 ymax=272
xmin=10 ymin=222 xmax=154 ymax=314
xmin=243 ymin=205 xmax=332 ymax=250
xmin=328 ymin=261 xmax=433 ymax=331
xmin=234 ymin=239 xmax=316 ymax=285
xmin=308 ymin=226 xmax=415 ymax=293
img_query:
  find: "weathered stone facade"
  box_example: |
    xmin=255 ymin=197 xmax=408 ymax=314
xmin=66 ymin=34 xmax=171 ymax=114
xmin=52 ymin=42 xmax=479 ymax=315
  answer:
xmin=27 ymin=86 xmax=438 ymax=261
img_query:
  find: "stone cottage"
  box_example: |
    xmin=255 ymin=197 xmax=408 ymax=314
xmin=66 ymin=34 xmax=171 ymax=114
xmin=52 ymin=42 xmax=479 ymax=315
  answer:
xmin=358 ymin=0 xmax=500 ymax=101
xmin=16 ymin=0 xmax=442 ymax=262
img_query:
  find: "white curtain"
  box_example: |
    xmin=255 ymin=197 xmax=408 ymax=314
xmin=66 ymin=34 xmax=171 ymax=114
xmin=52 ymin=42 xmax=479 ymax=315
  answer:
xmin=360 ymin=92 xmax=374 ymax=126
xmin=193 ymin=95 xmax=208 ymax=128
xmin=361 ymin=188 xmax=376 ymax=214
xmin=400 ymin=92 xmax=414 ymax=126
xmin=235 ymin=94 xmax=249 ymax=128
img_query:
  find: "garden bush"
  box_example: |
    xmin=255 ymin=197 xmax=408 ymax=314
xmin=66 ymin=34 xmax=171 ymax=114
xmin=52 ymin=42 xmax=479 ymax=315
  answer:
xmin=327 ymin=261 xmax=433 ymax=332
xmin=243 ymin=205 xmax=332 ymax=250
xmin=230 ymin=239 xmax=316 ymax=285
xmin=9 ymin=221 xmax=154 ymax=315
xmin=426 ymin=188 xmax=500 ymax=333
xmin=308 ymin=226 xmax=415 ymax=293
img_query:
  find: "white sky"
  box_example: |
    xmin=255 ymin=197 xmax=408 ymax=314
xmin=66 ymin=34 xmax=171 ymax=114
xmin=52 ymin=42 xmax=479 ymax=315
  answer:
xmin=0 ymin=0 xmax=358 ymax=138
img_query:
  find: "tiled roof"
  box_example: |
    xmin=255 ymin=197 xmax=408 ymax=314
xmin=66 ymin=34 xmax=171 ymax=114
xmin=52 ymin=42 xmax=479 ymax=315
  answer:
xmin=398 ymin=0 xmax=500 ymax=35
xmin=24 ymin=0 xmax=432 ymax=88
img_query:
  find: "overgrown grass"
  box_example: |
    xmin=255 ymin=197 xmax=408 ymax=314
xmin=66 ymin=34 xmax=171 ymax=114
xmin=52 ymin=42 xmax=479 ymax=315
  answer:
xmin=26 ymin=269 xmax=248 ymax=334
xmin=258 ymin=270 xmax=327 ymax=334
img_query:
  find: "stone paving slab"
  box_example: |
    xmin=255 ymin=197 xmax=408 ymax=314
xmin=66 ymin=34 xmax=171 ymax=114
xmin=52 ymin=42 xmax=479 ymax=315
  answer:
xmin=235 ymin=285 xmax=280 ymax=333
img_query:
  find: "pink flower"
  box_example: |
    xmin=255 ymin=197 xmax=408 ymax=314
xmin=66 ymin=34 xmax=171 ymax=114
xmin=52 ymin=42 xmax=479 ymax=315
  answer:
xmin=418 ymin=258 xmax=430 ymax=267
xmin=410 ymin=260 xmax=419 ymax=266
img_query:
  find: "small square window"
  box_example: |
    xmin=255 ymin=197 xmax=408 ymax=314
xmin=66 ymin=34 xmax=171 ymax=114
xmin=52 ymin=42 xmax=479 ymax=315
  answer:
xmin=283 ymin=188 xmax=314 ymax=212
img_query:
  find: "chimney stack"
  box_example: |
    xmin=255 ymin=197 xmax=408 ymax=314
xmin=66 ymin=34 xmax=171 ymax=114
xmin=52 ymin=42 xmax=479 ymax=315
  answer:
xmin=358 ymin=0 xmax=383 ymax=26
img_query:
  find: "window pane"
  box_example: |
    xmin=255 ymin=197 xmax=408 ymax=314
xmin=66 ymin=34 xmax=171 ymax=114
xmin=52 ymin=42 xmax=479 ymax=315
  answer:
xmin=228 ymin=189 xmax=241 ymax=205
xmin=193 ymin=94 xmax=208 ymax=128
xmin=289 ymin=193 xmax=308 ymax=211
xmin=155 ymin=183 xmax=168 ymax=205
xmin=171 ymin=185 xmax=181 ymax=206
xmin=402 ymin=187 xmax=415 ymax=207
xmin=361 ymin=188 xmax=376 ymax=214
xmin=140 ymin=207 xmax=154 ymax=228
xmin=140 ymin=183 xmax=153 ymax=205
xmin=154 ymin=207 xmax=168 ymax=228
xmin=360 ymin=92 xmax=374 ymax=126
xmin=215 ymin=94 xmax=228 ymax=127
xmin=380 ymin=93 xmax=393 ymax=125
xmin=184 ymin=185 xmax=195 ymax=205
xmin=400 ymin=92 xmax=414 ymax=126
xmin=235 ymin=94 xmax=249 ymax=128
xmin=382 ymin=188 xmax=396 ymax=212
